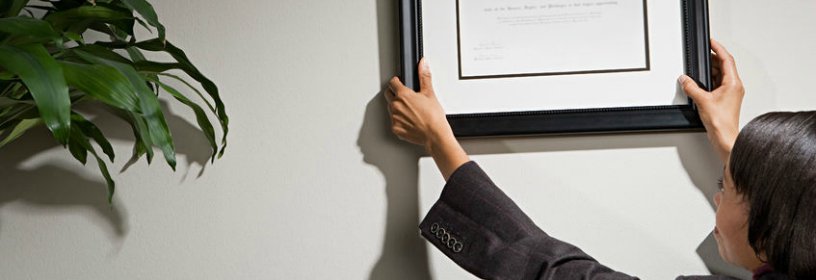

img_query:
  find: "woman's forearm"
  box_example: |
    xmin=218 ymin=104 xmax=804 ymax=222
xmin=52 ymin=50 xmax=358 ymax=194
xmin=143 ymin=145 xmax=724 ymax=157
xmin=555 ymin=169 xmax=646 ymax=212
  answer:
xmin=426 ymin=127 xmax=470 ymax=181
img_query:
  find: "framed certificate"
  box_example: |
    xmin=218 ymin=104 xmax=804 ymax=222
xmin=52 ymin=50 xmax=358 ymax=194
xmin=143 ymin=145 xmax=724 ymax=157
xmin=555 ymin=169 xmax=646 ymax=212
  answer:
xmin=399 ymin=0 xmax=712 ymax=137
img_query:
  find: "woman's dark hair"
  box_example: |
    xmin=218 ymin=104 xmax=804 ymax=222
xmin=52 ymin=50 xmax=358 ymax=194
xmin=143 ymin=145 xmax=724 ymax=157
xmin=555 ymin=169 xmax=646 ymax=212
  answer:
xmin=730 ymin=111 xmax=816 ymax=278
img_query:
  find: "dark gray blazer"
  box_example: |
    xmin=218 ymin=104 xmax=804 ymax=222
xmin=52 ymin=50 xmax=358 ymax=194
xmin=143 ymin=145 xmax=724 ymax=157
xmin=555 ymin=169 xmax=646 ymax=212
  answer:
xmin=419 ymin=162 xmax=787 ymax=280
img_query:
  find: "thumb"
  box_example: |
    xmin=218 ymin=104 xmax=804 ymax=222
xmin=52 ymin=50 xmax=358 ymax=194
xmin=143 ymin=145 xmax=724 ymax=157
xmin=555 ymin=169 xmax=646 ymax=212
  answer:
xmin=418 ymin=58 xmax=434 ymax=94
xmin=679 ymin=75 xmax=708 ymax=102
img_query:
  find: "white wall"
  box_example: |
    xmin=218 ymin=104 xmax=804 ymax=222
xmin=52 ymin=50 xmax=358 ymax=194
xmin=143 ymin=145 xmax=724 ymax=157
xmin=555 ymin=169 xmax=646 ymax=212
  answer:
xmin=1 ymin=0 xmax=814 ymax=279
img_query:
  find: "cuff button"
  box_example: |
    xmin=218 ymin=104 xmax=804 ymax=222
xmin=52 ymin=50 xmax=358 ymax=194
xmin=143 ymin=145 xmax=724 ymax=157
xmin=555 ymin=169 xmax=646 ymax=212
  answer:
xmin=441 ymin=232 xmax=450 ymax=243
xmin=453 ymin=242 xmax=463 ymax=253
xmin=435 ymin=228 xmax=446 ymax=238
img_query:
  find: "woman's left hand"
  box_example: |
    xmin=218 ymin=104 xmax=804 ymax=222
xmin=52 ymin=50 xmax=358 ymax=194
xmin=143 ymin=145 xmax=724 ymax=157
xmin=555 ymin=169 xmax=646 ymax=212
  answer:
xmin=679 ymin=39 xmax=745 ymax=163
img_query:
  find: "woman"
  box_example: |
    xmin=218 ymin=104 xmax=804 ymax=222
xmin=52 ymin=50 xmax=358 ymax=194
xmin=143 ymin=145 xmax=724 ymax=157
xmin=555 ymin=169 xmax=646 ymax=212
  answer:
xmin=384 ymin=40 xmax=815 ymax=279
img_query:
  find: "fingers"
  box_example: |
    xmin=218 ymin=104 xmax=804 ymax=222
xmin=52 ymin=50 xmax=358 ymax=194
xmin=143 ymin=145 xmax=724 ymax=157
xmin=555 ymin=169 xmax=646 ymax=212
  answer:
xmin=384 ymin=87 xmax=394 ymax=104
xmin=710 ymin=52 xmax=722 ymax=75
xmin=711 ymin=64 xmax=721 ymax=78
xmin=418 ymin=58 xmax=434 ymax=95
xmin=388 ymin=104 xmax=417 ymax=143
xmin=710 ymin=39 xmax=740 ymax=83
xmin=386 ymin=77 xmax=405 ymax=106
xmin=710 ymin=53 xmax=723 ymax=87
xmin=387 ymin=95 xmax=403 ymax=117
xmin=391 ymin=126 xmax=407 ymax=140
xmin=679 ymin=75 xmax=708 ymax=102
xmin=389 ymin=76 xmax=408 ymax=96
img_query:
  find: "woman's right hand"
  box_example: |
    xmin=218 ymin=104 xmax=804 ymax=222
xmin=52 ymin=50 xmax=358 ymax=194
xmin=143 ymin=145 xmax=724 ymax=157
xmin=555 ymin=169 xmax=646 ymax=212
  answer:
xmin=386 ymin=58 xmax=470 ymax=181
xmin=679 ymin=39 xmax=745 ymax=163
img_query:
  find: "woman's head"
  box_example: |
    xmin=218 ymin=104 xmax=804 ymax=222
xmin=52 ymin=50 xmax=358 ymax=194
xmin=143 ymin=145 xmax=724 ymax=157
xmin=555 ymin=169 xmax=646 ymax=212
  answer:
xmin=721 ymin=111 xmax=816 ymax=277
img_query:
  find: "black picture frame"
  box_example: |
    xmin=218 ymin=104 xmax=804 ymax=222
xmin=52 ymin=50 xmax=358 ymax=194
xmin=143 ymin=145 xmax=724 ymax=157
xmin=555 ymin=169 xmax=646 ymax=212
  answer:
xmin=399 ymin=0 xmax=712 ymax=137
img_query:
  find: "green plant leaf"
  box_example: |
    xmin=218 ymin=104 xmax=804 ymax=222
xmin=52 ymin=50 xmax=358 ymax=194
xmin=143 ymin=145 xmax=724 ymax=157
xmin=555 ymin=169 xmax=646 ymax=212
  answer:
xmin=74 ymin=49 xmax=176 ymax=170
xmin=157 ymin=72 xmax=215 ymax=114
xmin=0 ymin=72 xmax=15 ymax=80
xmin=126 ymin=46 xmax=146 ymax=62
xmin=96 ymin=39 xmax=228 ymax=157
xmin=114 ymin=109 xmax=154 ymax=163
xmin=149 ymin=77 xmax=217 ymax=162
xmin=127 ymin=47 xmax=159 ymax=93
xmin=129 ymin=120 xmax=151 ymax=161
xmin=0 ymin=16 xmax=60 ymax=43
xmin=71 ymin=44 xmax=133 ymax=64
xmin=61 ymin=61 xmax=140 ymax=111
xmin=124 ymin=62 xmax=216 ymax=113
xmin=68 ymin=128 xmax=88 ymax=164
xmin=105 ymin=20 xmax=134 ymax=40
xmin=1 ymin=0 xmax=29 ymax=17
xmin=0 ymin=96 xmax=27 ymax=108
xmin=119 ymin=0 xmax=165 ymax=42
xmin=103 ymin=104 xmax=153 ymax=165
xmin=64 ymin=32 xmax=83 ymax=43
xmin=134 ymin=39 xmax=228 ymax=158
xmin=0 ymin=82 xmax=25 ymax=98
xmin=0 ymin=104 xmax=35 ymax=129
xmin=65 ymin=46 xmax=153 ymax=165
xmin=44 ymin=5 xmax=132 ymax=34
xmin=0 ymin=45 xmax=71 ymax=145
xmin=0 ymin=98 xmax=14 ymax=108
xmin=68 ymin=123 xmax=115 ymax=203
xmin=72 ymin=113 xmax=115 ymax=162
xmin=49 ymin=0 xmax=85 ymax=11
xmin=0 ymin=118 xmax=40 ymax=148
xmin=94 ymin=148 xmax=116 ymax=203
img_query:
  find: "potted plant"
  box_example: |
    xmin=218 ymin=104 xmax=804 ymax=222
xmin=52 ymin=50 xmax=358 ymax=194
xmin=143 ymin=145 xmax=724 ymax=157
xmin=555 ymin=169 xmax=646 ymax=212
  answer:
xmin=0 ymin=0 xmax=228 ymax=202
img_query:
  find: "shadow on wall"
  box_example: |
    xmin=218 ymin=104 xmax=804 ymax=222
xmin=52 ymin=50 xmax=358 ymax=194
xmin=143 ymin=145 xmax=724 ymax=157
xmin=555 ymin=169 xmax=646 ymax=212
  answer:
xmin=0 ymin=100 xmax=213 ymax=248
xmin=356 ymin=0 xmax=433 ymax=279
xmin=458 ymin=132 xmax=751 ymax=279
xmin=358 ymin=96 xmax=429 ymax=280
xmin=0 ymin=125 xmax=128 ymax=245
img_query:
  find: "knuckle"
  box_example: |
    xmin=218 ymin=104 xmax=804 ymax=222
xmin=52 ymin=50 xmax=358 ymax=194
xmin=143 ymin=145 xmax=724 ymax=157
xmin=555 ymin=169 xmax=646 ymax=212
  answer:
xmin=725 ymin=53 xmax=736 ymax=63
xmin=724 ymin=79 xmax=743 ymax=90
xmin=735 ymin=83 xmax=745 ymax=93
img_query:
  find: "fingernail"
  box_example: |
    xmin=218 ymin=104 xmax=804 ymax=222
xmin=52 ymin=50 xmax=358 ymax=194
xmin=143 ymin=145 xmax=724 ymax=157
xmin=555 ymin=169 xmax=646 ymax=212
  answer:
xmin=422 ymin=59 xmax=430 ymax=72
xmin=678 ymin=75 xmax=687 ymax=84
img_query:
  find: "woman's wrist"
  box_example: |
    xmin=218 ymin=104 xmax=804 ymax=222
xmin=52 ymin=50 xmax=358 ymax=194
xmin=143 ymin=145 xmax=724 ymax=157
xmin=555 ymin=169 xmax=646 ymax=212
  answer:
xmin=425 ymin=126 xmax=469 ymax=181
xmin=707 ymin=124 xmax=737 ymax=162
xmin=425 ymin=126 xmax=456 ymax=158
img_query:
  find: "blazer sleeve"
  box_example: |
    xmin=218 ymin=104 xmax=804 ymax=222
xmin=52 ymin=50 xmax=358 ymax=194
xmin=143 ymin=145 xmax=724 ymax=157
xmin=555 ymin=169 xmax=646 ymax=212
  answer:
xmin=419 ymin=161 xmax=637 ymax=280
